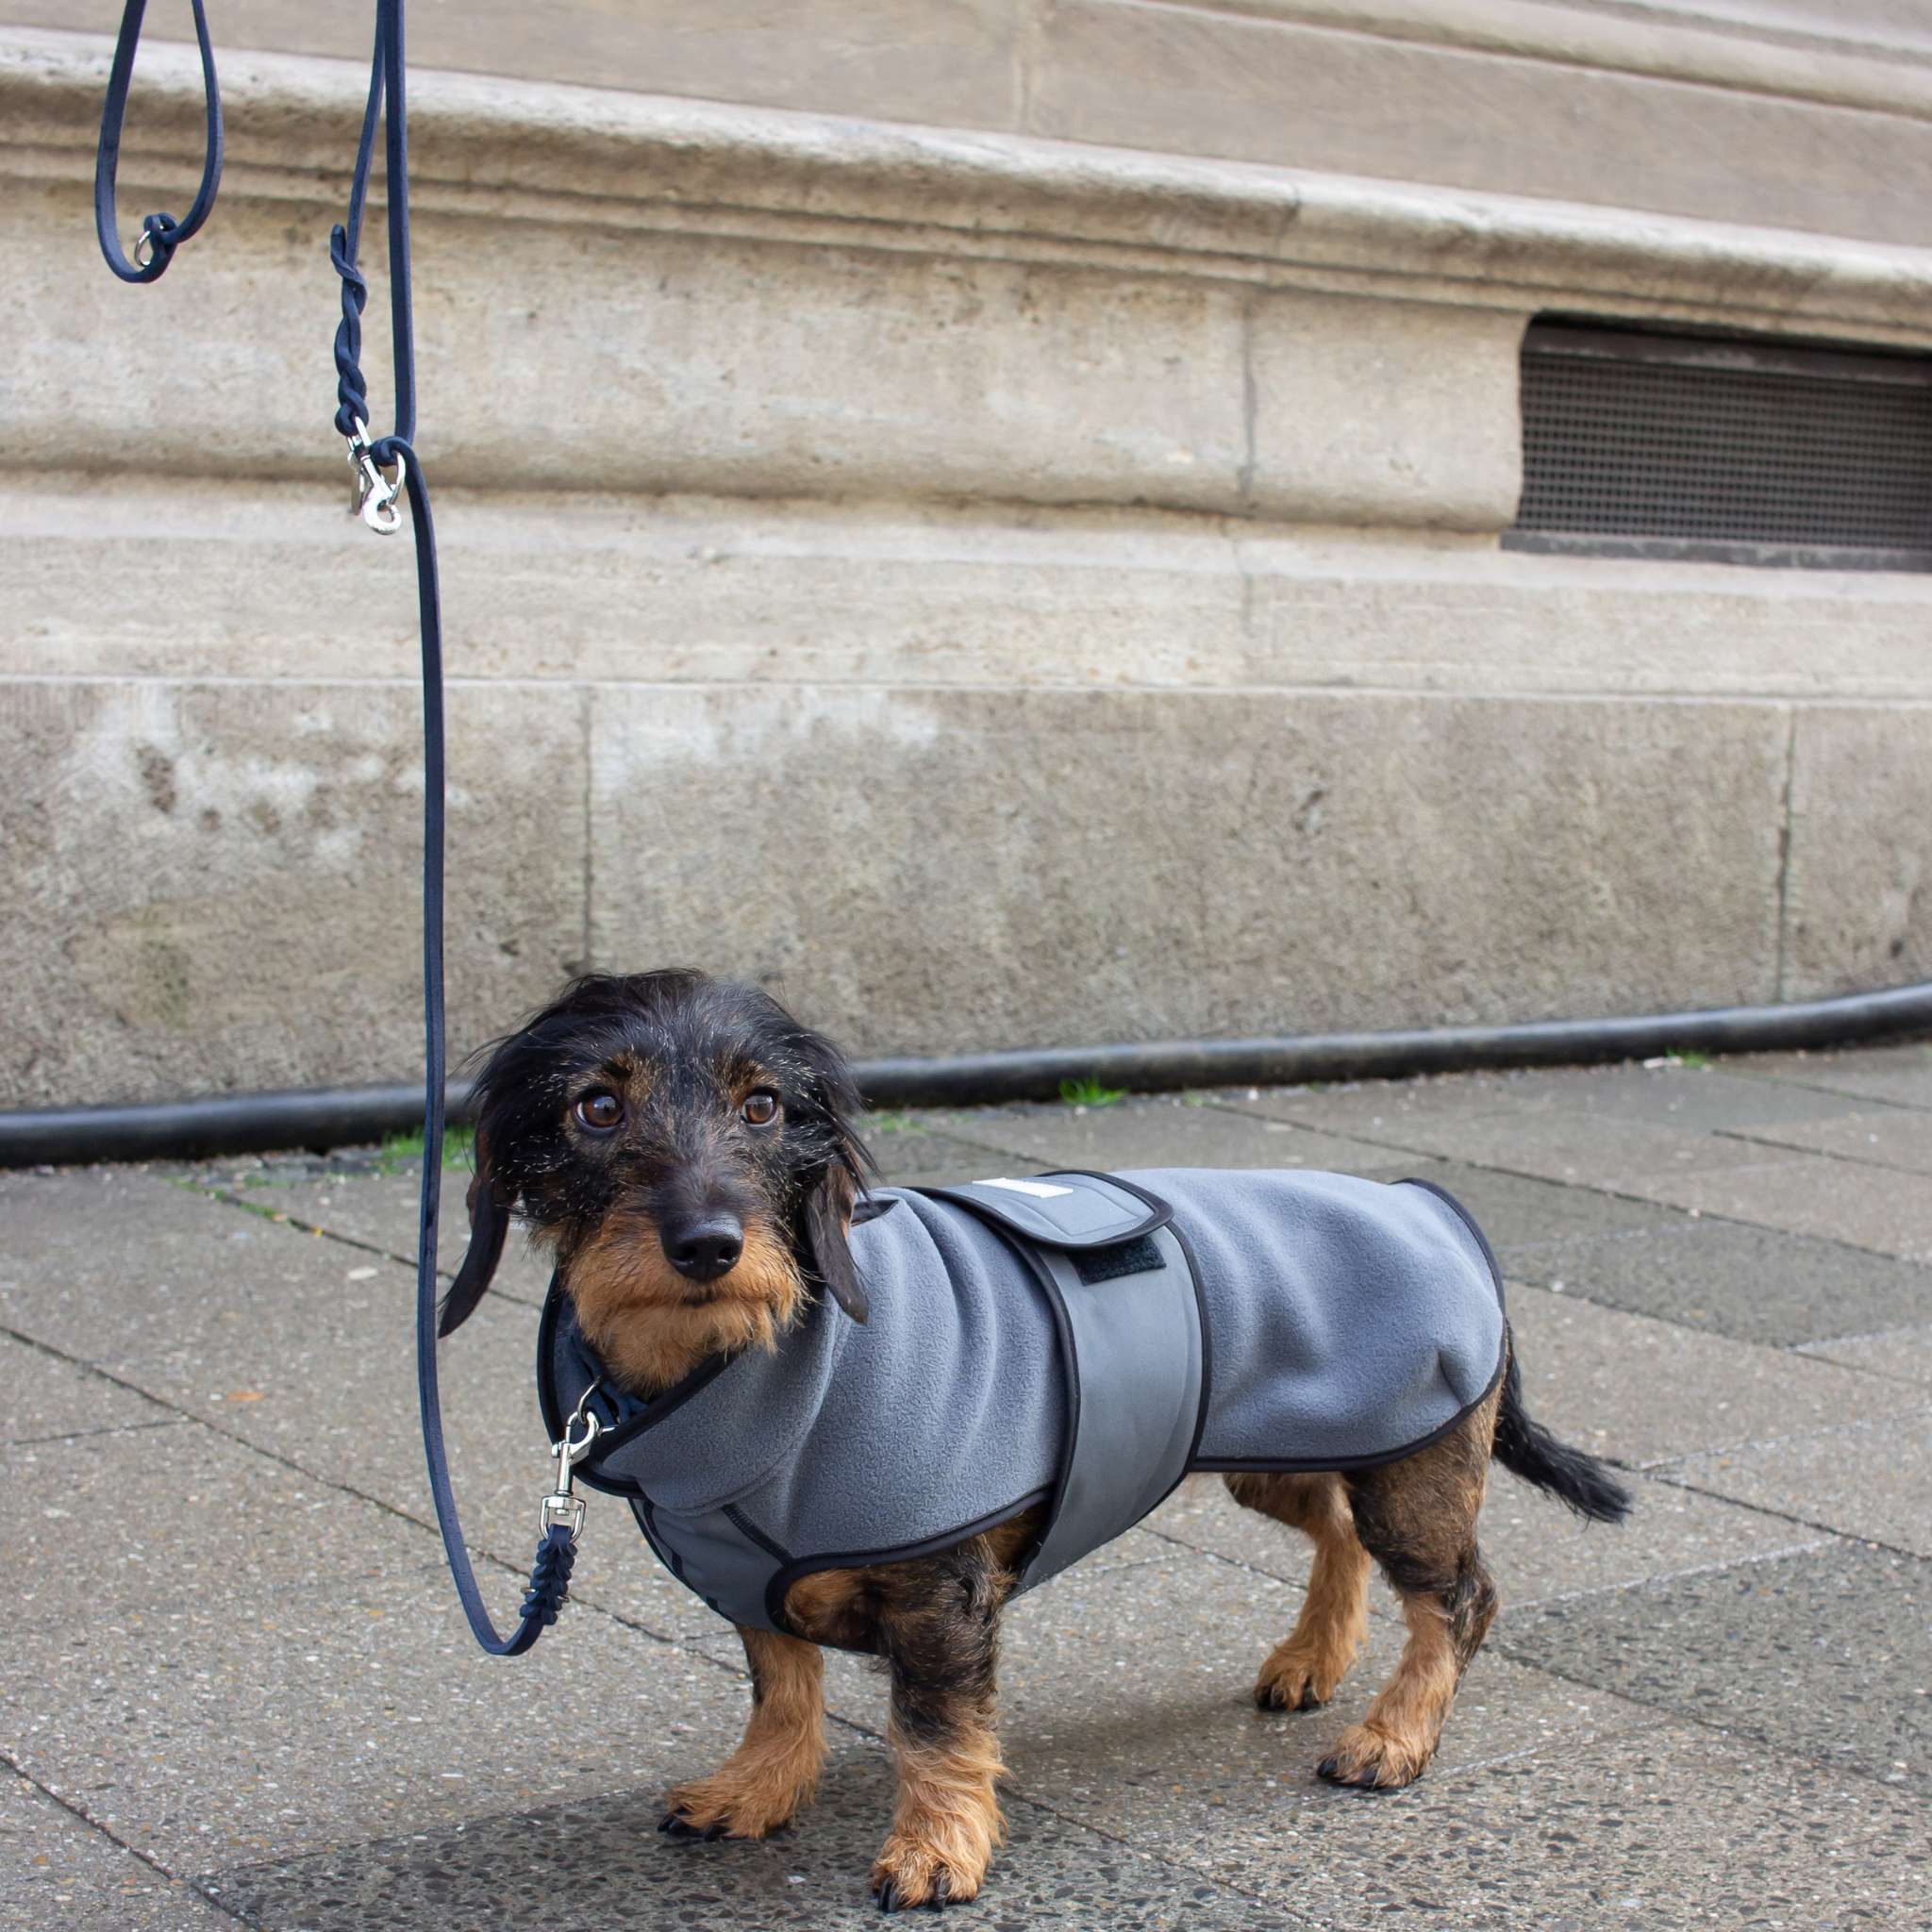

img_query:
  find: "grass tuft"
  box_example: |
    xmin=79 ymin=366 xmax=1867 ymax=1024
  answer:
xmin=377 ymin=1124 xmax=476 ymax=1174
xmin=1058 ymin=1077 xmax=1125 ymax=1108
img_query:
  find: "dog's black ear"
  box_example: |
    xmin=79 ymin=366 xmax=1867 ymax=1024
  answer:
xmin=439 ymin=1154 xmax=510 ymax=1338
xmin=804 ymin=1158 xmax=870 ymax=1325
xmin=789 ymin=1018 xmax=877 ymax=1324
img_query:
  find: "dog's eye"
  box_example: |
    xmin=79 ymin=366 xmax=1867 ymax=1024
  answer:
xmin=574 ymin=1091 xmax=623 ymax=1132
xmin=741 ymin=1089 xmax=780 ymax=1127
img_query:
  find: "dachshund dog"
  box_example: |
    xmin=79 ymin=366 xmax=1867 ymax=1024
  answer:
xmin=445 ymin=969 xmax=1629 ymax=1911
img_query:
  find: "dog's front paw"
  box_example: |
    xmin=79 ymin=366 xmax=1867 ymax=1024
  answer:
xmin=1254 ymin=1638 xmax=1351 ymax=1712
xmin=660 ymin=1763 xmax=812 ymax=1842
xmin=871 ymin=1822 xmax=995 ymax=1911
xmin=1316 ymin=1721 xmax=1433 ymax=1791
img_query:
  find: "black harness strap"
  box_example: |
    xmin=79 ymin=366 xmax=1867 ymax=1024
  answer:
xmin=94 ymin=0 xmax=573 ymax=1656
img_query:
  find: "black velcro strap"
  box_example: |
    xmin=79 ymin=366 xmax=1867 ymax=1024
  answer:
xmin=1071 ymin=1234 xmax=1166 ymax=1285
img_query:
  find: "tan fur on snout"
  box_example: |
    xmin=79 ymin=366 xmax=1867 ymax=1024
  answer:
xmin=561 ymin=1210 xmax=807 ymax=1395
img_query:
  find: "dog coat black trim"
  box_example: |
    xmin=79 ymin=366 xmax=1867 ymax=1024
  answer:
xmin=536 ymin=1169 xmax=1506 ymax=1647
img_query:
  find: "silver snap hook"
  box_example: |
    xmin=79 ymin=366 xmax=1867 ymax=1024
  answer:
xmin=539 ymin=1379 xmax=605 ymax=1544
xmin=344 ymin=418 xmax=406 ymax=535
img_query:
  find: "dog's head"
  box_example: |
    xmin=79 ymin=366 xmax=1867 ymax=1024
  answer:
xmin=440 ymin=970 xmax=875 ymax=1387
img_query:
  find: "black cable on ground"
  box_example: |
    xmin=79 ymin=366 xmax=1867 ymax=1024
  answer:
xmin=6 ymin=980 xmax=1928 ymax=1168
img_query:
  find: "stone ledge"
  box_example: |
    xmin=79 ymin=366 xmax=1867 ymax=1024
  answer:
xmin=12 ymin=26 xmax=1932 ymax=332
xmin=10 ymin=475 xmax=1932 ymax=701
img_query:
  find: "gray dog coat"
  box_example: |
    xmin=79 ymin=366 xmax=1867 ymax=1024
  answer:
xmin=538 ymin=1169 xmax=1507 ymax=1645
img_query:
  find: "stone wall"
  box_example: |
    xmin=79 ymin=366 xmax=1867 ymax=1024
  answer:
xmin=6 ymin=12 xmax=1932 ymax=1104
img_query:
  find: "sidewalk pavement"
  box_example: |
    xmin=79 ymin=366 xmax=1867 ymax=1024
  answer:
xmin=4 ymin=1042 xmax=1929 ymax=1930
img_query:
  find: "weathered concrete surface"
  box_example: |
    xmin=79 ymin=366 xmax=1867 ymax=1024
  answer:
xmin=588 ymin=685 xmax=1790 ymax=1058
xmin=0 ymin=1771 xmax=232 ymax=1931
xmin=1732 ymin=1104 xmax=1932 ymax=1175
xmin=1499 ymin=1540 xmax=1932 ymax=1785
xmin=4 ymin=1041 xmax=1931 ymax=1928
xmin=0 ymin=677 xmax=587 ymax=1100
xmin=1499 ymin=1218 xmax=1932 ymax=1347
xmin=1802 ymin=1323 xmax=1932 ymax=1387
xmin=1784 ymin=706 xmax=1932 ymax=1001
xmin=1670 ymin=1411 xmax=1932 ymax=1558
xmin=1626 ymin=1152 xmax=1932 ymax=1264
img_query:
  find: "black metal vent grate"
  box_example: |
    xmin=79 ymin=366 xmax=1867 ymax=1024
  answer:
xmin=1507 ymin=318 xmax=1932 ymax=569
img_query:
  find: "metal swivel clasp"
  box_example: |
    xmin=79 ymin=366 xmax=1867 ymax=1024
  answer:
xmin=344 ymin=418 xmax=406 ymax=535
xmin=539 ymin=1381 xmax=604 ymax=1543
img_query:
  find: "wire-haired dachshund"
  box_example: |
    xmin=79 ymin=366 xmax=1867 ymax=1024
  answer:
xmin=443 ymin=969 xmax=1629 ymax=1911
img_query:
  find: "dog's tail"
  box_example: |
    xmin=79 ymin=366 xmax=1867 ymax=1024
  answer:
xmin=1491 ymin=1333 xmax=1632 ymax=1524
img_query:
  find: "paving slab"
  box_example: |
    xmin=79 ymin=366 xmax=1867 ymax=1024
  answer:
xmin=993 ymin=1550 xmax=1655 ymax=1884
xmin=1800 ymin=1322 xmax=1932 ymax=1387
xmin=1497 ymin=1219 xmax=1932 ymax=1348
xmin=926 ymin=1095 xmax=1413 ymax=1175
xmin=1496 ymin=1541 xmax=1932 ymax=1787
xmin=1333 ymin=1107 xmax=1779 ymax=1196
xmin=1625 ymin=1154 xmax=1932 ymax=1263
xmin=1142 ymin=1470 xmax=1826 ymax=1618
xmin=1366 ymin=1163 xmax=1678 ymax=1247
xmin=0 ymin=1171 xmax=279 ymax=1361
xmin=1224 ymin=1061 xmax=1867 ymax=1137
xmin=1142 ymin=1475 xmax=1317 ymax=1591
xmin=1478 ymin=1469 xmax=1826 ymax=1613
xmin=1487 ymin=1062 xmax=1875 ymax=1132
xmin=1 ymin=1424 xmax=753 ymax=1872
xmin=17 ymin=1045 xmax=1932 ymax=1932
xmin=197 ymin=1744 xmax=1298 ymax=1932
xmin=1724 ymin=1105 xmax=1932 ymax=1178
xmin=1667 ymin=1411 xmax=1932 ymax=1557
xmin=0 ymin=1333 xmax=174 ymax=1446
xmin=0 ymin=1771 xmax=236 ymax=1932
xmin=869 ymin=1105 xmax=1042 ymax=1143
xmin=1721 ymin=1041 xmax=1932 ymax=1109
xmin=869 ymin=1130 xmax=1047 ymax=1190
xmin=1237 ymin=1719 xmax=1932 ymax=1929
xmin=1215 ymin=1069 xmax=1583 ymax=1134
xmin=191 ymin=1166 xmax=557 ymax=1307
xmin=1505 ymin=1283 xmax=1924 ymax=1468
xmin=0 ymin=1165 xmax=717 ymax=1641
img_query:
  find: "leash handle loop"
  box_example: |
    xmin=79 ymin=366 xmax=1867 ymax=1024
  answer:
xmin=94 ymin=0 xmax=224 ymax=284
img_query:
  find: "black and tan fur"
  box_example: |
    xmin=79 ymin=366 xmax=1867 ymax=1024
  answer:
xmin=448 ymin=970 xmax=1630 ymax=1910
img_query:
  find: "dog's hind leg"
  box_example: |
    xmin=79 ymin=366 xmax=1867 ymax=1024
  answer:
xmin=1226 ymin=1473 xmax=1371 ymax=1711
xmin=662 ymin=1627 xmax=828 ymax=1840
xmin=1319 ymin=1391 xmax=1502 ymax=1790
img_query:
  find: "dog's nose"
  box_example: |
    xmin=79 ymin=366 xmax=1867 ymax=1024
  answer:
xmin=662 ymin=1214 xmax=744 ymax=1283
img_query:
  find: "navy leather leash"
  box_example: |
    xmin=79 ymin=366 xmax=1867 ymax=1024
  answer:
xmin=95 ymin=0 xmax=581 ymax=1655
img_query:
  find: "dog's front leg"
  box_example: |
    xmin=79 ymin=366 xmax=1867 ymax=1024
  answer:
xmin=871 ymin=1570 xmax=1008 ymax=1910
xmin=662 ymin=1626 xmax=827 ymax=1840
